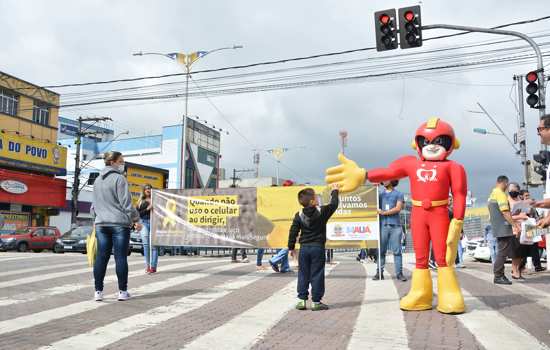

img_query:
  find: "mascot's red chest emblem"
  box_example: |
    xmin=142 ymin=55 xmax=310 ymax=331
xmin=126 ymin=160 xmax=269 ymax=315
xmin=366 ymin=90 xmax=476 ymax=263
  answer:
xmin=416 ymin=164 xmax=438 ymax=183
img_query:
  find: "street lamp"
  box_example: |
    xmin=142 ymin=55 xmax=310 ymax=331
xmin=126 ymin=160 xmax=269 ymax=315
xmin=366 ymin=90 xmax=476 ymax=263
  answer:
xmin=133 ymin=45 xmax=243 ymax=189
xmin=472 ymin=127 xmax=519 ymax=153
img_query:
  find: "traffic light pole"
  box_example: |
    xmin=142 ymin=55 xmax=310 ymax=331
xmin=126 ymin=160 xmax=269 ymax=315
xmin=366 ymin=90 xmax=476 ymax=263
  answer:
xmin=422 ymin=24 xmax=546 ymax=119
xmin=514 ymin=75 xmax=530 ymax=190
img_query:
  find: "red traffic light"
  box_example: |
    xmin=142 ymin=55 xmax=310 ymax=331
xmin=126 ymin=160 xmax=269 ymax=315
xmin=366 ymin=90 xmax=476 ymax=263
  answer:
xmin=526 ymin=71 xmax=538 ymax=83
xmin=379 ymin=14 xmax=390 ymax=24
xmin=404 ymin=11 xmax=415 ymax=22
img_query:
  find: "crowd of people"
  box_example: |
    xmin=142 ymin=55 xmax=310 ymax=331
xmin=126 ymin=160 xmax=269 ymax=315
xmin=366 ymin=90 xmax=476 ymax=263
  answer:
xmin=489 ymin=176 xmax=547 ymax=284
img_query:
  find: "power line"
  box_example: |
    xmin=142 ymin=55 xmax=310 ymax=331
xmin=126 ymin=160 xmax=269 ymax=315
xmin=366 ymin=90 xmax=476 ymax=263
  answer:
xmin=189 ymin=76 xmax=315 ymax=183
xmin=57 ymin=38 xmax=550 ymax=105
xmin=57 ymin=50 xmax=550 ymax=109
xmin=32 ymin=14 xmax=550 ymax=90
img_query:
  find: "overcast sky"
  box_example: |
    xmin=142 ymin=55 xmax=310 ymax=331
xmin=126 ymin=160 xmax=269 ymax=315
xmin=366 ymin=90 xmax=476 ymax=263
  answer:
xmin=2 ymin=0 xmax=549 ymax=204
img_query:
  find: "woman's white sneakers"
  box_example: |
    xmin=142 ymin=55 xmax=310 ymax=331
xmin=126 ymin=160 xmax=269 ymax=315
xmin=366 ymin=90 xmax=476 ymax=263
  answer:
xmin=94 ymin=290 xmax=131 ymax=301
xmin=118 ymin=290 xmax=131 ymax=301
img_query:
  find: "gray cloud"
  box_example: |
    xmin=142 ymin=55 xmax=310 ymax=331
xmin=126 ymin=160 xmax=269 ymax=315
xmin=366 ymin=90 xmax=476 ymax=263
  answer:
xmin=1 ymin=0 xmax=548 ymax=202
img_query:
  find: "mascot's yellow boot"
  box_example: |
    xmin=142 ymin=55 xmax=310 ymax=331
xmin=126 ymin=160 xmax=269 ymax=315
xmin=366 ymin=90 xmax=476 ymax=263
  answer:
xmin=400 ymin=268 xmax=433 ymax=311
xmin=437 ymin=266 xmax=465 ymax=314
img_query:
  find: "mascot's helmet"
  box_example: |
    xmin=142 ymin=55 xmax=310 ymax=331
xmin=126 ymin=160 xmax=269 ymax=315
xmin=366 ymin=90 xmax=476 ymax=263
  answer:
xmin=411 ymin=117 xmax=460 ymax=160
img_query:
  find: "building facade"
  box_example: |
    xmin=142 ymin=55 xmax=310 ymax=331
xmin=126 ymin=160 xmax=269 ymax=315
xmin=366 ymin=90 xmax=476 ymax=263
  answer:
xmin=0 ymin=71 xmax=67 ymax=233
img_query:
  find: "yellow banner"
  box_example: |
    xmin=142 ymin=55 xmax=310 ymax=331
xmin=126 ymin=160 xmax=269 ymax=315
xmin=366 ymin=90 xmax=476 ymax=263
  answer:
xmin=258 ymin=186 xmax=379 ymax=249
xmin=0 ymin=133 xmax=67 ymax=175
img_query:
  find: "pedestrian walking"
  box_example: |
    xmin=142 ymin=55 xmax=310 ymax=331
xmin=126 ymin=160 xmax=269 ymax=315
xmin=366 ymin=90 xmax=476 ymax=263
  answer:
xmin=289 ymin=184 xmax=339 ymax=311
xmin=92 ymin=151 xmax=141 ymax=301
xmin=488 ymin=176 xmax=521 ymax=285
xmin=374 ymin=180 xmax=407 ymax=281
xmin=269 ymin=248 xmax=291 ymax=272
xmin=231 ymin=248 xmax=249 ymax=263
xmin=137 ymin=184 xmax=158 ymax=274
xmin=256 ymin=248 xmax=267 ymax=270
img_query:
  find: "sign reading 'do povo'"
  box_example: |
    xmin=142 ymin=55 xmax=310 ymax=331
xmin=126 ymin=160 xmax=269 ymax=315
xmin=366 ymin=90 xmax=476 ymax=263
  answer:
xmin=151 ymin=185 xmax=379 ymax=248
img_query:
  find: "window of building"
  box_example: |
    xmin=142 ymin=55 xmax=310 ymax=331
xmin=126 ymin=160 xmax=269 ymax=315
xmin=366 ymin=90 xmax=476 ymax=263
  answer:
xmin=0 ymin=89 xmax=19 ymax=116
xmin=32 ymin=102 xmax=50 ymax=126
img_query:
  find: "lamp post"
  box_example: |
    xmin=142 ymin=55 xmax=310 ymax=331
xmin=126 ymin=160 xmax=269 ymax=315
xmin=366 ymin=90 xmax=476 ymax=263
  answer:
xmin=133 ymin=45 xmax=242 ymax=189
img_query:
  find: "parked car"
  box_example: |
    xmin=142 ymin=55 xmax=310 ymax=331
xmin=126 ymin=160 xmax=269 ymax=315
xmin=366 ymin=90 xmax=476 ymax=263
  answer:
xmin=466 ymin=237 xmax=484 ymax=257
xmin=57 ymin=226 xmax=93 ymax=254
xmin=473 ymin=241 xmax=492 ymax=262
xmin=0 ymin=227 xmax=62 ymax=253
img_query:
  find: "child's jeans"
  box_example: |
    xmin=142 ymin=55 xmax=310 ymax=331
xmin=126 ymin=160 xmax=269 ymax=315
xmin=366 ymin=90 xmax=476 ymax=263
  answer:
xmin=297 ymin=245 xmax=325 ymax=302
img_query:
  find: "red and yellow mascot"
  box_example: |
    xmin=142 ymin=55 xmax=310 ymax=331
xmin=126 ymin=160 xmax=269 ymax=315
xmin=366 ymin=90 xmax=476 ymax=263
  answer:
xmin=326 ymin=118 xmax=466 ymax=314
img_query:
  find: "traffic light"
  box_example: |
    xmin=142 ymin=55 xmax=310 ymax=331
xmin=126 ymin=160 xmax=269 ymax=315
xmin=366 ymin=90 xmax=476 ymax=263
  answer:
xmin=398 ymin=6 xmax=422 ymax=49
xmin=374 ymin=9 xmax=398 ymax=51
xmin=532 ymin=150 xmax=550 ymax=184
xmin=525 ymin=71 xmax=541 ymax=108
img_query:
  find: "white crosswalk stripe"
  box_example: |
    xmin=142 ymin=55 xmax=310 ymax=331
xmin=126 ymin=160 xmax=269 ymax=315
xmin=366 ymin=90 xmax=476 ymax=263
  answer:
xmin=1 ymin=254 xmax=549 ymax=349
xmin=0 ymin=261 xmax=242 ymax=335
xmin=0 ymin=259 xmax=145 ymax=289
xmin=347 ymin=264 xmax=408 ymax=350
xmin=458 ymin=288 xmax=550 ymax=350
xmin=38 ymin=267 xmax=268 ymax=349
xmin=0 ymin=260 xmax=89 ymax=278
xmin=182 ymin=263 xmax=338 ymax=350
xmin=428 ymin=271 xmax=550 ymax=350
xmin=459 ymin=268 xmax=550 ymax=311
xmin=0 ymin=259 xmax=220 ymax=307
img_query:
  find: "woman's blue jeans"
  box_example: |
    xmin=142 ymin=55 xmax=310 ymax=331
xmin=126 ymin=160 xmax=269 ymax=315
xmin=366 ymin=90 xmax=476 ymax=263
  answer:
xmin=140 ymin=219 xmax=158 ymax=269
xmin=94 ymin=226 xmax=130 ymax=292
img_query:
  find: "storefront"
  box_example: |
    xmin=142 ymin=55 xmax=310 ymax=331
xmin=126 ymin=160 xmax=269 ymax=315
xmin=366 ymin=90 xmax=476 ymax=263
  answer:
xmin=0 ymin=168 xmax=66 ymax=229
xmin=0 ymin=132 xmax=67 ymax=231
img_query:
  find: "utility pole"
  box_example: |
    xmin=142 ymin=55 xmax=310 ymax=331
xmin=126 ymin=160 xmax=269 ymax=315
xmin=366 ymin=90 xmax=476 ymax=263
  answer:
xmin=230 ymin=168 xmax=255 ymax=188
xmin=514 ymin=75 xmax=530 ymax=189
xmin=252 ymin=150 xmax=260 ymax=178
xmin=71 ymin=116 xmax=112 ymax=225
xmin=339 ymin=130 xmax=348 ymax=155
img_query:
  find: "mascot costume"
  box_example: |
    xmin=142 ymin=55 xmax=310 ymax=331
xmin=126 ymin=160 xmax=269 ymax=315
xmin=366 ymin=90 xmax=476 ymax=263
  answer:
xmin=326 ymin=117 xmax=467 ymax=314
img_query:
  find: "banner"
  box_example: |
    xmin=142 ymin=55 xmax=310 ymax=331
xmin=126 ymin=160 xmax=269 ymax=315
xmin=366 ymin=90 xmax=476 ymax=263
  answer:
xmin=0 ymin=211 xmax=31 ymax=234
xmin=0 ymin=133 xmax=67 ymax=175
xmin=151 ymin=185 xmax=379 ymax=248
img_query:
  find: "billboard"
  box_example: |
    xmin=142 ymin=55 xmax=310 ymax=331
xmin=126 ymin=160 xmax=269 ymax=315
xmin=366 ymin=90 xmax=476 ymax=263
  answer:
xmin=0 ymin=133 xmax=67 ymax=175
xmin=125 ymin=162 xmax=168 ymax=205
xmin=0 ymin=211 xmax=31 ymax=234
xmin=151 ymin=185 xmax=379 ymax=248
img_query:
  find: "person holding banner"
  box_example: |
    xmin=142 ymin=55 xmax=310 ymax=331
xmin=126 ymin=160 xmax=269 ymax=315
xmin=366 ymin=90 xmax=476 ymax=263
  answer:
xmin=326 ymin=118 xmax=467 ymax=314
xmin=289 ymin=184 xmax=339 ymax=311
xmin=137 ymin=184 xmax=158 ymax=274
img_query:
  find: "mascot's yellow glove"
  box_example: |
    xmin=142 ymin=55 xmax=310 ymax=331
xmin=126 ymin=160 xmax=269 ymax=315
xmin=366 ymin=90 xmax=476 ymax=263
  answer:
xmin=325 ymin=153 xmax=366 ymax=193
xmin=446 ymin=219 xmax=464 ymax=267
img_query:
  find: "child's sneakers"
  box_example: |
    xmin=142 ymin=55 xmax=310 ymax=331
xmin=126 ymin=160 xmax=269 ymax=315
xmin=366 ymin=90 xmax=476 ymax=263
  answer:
xmin=311 ymin=302 xmax=329 ymax=311
xmin=295 ymin=299 xmax=307 ymax=310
